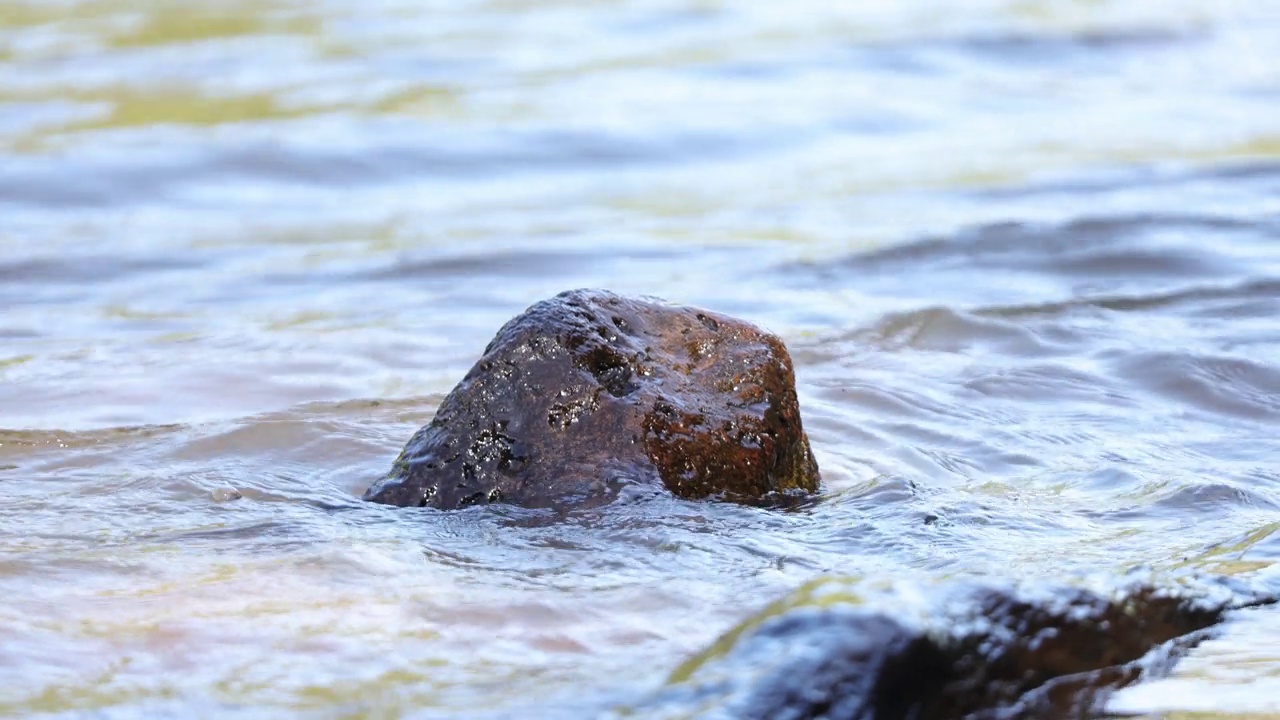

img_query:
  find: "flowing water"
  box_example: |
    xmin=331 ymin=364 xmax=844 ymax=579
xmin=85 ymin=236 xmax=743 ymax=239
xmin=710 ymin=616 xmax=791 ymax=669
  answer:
xmin=3 ymin=1 xmax=1280 ymax=717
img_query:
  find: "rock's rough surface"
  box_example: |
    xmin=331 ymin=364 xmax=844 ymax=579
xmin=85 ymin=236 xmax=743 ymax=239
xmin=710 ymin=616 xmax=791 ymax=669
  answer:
xmin=364 ymin=289 xmax=819 ymax=509
xmin=626 ymin=575 xmax=1274 ymax=720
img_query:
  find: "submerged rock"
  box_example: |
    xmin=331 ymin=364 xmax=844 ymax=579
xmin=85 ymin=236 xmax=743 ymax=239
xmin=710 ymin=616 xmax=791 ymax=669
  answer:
xmin=627 ymin=575 xmax=1274 ymax=720
xmin=364 ymin=289 xmax=819 ymax=509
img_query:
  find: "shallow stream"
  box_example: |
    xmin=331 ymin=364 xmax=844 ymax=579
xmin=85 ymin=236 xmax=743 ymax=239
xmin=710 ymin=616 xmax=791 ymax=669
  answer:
xmin=3 ymin=1 xmax=1280 ymax=717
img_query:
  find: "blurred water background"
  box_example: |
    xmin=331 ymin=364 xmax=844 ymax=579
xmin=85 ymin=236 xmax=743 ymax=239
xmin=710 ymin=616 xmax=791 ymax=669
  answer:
xmin=3 ymin=0 xmax=1280 ymax=717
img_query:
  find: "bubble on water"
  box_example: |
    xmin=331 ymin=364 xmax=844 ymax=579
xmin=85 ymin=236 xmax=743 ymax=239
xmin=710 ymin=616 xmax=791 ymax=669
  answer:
xmin=211 ymin=487 xmax=244 ymax=502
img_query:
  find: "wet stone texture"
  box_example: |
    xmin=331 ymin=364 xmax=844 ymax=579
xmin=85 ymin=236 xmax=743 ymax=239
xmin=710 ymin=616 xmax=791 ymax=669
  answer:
xmin=364 ymin=289 xmax=820 ymax=509
xmin=629 ymin=576 xmax=1275 ymax=720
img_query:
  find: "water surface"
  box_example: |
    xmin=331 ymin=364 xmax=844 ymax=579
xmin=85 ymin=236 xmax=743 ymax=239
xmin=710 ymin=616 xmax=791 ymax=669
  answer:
xmin=3 ymin=0 xmax=1280 ymax=717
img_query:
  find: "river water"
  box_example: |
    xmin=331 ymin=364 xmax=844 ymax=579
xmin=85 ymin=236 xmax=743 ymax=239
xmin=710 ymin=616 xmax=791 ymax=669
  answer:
xmin=3 ymin=1 xmax=1280 ymax=717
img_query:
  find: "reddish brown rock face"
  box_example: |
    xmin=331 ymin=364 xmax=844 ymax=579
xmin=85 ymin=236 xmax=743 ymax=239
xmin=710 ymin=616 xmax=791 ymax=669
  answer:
xmin=635 ymin=576 xmax=1276 ymax=719
xmin=364 ymin=289 xmax=820 ymax=510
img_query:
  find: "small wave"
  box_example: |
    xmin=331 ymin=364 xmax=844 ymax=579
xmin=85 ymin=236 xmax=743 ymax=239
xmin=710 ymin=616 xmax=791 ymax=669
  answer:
xmin=1112 ymin=350 xmax=1280 ymax=423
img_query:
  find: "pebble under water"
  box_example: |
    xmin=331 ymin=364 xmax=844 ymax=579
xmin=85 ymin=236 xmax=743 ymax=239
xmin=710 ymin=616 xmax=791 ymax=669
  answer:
xmin=2 ymin=1 xmax=1280 ymax=717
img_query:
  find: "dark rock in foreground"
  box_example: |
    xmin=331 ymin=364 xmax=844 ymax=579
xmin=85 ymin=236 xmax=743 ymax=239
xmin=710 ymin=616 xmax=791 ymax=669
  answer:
xmin=364 ymin=289 xmax=819 ymax=509
xmin=625 ymin=575 xmax=1274 ymax=720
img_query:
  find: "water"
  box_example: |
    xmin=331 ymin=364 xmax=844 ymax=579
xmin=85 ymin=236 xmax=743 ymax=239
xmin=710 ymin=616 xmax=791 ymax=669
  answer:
xmin=3 ymin=0 xmax=1280 ymax=716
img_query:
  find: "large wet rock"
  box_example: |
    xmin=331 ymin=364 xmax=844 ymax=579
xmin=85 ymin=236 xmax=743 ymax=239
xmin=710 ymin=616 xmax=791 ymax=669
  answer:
xmin=626 ymin=574 xmax=1274 ymax=720
xmin=364 ymin=289 xmax=819 ymax=509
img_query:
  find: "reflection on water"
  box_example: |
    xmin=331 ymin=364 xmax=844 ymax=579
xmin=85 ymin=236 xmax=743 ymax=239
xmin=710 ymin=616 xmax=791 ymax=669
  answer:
xmin=3 ymin=0 xmax=1280 ymax=717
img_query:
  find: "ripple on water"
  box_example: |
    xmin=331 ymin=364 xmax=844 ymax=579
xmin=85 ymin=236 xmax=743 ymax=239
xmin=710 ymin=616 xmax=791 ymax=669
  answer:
xmin=1112 ymin=350 xmax=1280 ymax=422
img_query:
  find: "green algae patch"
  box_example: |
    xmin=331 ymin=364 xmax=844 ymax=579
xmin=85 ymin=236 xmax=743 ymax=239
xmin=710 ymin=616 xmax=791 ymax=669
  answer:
xmin=667 ymin=576 xmax=867 ymax=684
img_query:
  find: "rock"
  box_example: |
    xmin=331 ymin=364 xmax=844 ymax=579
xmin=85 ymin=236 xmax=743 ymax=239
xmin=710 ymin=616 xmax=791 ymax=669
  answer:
xmin=364 ymin=289 xmax=819 ymax=509
xmin=625 ymin=575 xmax=1275 ymax=720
